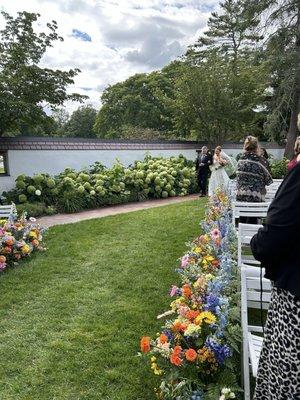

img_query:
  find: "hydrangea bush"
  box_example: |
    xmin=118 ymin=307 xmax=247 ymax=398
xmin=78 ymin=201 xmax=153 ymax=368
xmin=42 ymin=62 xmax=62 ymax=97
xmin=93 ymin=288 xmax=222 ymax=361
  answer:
xmin=2 ymin=155 xmax=198 ymax=214
xmin=140 ymin=191 xmax=241 ymax=400
xmin=0 ymin=215 xmax=46 ymax=272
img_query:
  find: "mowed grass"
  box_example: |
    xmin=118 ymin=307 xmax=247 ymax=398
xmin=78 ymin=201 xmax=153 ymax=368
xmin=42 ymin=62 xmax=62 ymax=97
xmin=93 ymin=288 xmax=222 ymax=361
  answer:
xmin=0 ymin=199 xmax=206 ymax=400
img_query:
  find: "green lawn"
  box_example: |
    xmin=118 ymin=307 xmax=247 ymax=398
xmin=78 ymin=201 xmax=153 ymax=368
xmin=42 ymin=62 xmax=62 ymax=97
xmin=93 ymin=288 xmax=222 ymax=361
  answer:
xmin=0 ymin=199 xmax=206 ymax=400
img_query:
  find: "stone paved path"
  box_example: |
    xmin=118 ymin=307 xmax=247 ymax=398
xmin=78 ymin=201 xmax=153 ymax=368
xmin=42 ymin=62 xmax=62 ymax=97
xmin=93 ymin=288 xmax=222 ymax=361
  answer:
xmin=37 ymin=194 xmax=200 ymax=227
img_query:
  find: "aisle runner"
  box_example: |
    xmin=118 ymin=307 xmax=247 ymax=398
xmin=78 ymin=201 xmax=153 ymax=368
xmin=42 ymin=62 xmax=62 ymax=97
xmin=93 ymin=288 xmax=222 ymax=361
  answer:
xmin=140 ymin=191 xmax=240 ymax=400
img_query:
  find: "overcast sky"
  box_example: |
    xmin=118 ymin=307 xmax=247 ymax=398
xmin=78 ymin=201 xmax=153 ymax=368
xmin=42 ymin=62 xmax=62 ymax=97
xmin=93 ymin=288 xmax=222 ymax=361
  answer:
xmin=0 ymin=0 xmax=219 ymax=112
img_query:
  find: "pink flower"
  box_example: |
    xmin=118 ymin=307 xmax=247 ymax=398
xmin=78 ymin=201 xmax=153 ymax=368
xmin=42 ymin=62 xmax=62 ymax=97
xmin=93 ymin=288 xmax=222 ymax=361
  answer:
xmin=181 ymin=254 xmax=190 ymax=268
xmin=210 ymin=229 xmax=220 ymax=239
xmin=170 ymin=285 xmax=178 ymax=297
xmin=0 ymin=262 xmax=6 ymax=271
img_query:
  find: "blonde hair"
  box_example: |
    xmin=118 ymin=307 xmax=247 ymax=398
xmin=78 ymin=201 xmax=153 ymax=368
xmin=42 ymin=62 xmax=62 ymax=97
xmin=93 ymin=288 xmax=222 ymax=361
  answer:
xmin=215 ymin=146 xmax=222 ymax=153
xmin=294 ymin=137 xmax=300 ymax=156
xmin=244 ymin=136 xmax=258 ymax=152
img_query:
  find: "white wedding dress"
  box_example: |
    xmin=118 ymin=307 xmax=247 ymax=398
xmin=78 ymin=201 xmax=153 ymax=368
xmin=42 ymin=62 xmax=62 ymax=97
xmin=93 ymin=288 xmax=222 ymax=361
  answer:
xmin=208 ymin=154 xmax=230 ymax=196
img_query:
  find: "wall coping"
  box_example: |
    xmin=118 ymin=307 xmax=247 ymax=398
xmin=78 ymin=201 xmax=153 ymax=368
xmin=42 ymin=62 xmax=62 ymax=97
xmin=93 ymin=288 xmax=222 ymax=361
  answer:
xmin=0 ymin=137 xmax=285 ymax=151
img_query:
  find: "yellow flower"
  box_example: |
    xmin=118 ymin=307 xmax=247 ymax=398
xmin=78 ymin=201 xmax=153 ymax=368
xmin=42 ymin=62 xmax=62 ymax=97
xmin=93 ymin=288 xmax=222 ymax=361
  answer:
xmin=29 ymin=230 xmax=38 ymax=239
xmin=21 ymin=244 xmax=31 ymax=254
xmin=193 ymin=246 xmax=202 ymax=254
xmin=202 ymin=255 xmax=215 ymax=266
xmin=151 ymin=356 xmax=157 ymax=362
xmin=195 ymin=311 xmax=216 ymax=325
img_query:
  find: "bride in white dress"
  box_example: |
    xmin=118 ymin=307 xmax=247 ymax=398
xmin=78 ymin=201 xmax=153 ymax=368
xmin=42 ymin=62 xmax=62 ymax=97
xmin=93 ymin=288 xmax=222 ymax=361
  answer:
xmin=208 ymin=146 xmax=230 ymax=196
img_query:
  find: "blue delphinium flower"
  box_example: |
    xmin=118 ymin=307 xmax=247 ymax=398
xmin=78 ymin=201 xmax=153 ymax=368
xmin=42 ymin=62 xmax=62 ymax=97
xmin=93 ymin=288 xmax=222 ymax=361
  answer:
xmin=205 ymin=337 xmax=232 ymax=365
xmin=204 ymin=293 xmax=220 ymax=313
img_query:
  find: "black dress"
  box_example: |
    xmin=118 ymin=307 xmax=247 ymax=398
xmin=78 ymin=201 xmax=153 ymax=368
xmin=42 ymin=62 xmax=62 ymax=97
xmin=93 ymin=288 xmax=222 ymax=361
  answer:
xmin=251 ymin=163 xmax=300 ymax=400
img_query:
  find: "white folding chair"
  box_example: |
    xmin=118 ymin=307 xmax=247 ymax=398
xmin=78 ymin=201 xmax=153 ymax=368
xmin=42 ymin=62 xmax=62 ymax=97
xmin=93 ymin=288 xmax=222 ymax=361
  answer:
xmin=0 ymin=203 xmax=17 ymax=219
xmin=232 ymin=202 xmax=271 ymax=226
xmin=238 ymin=223 xmax=263 ymax=270
xmin=241 ymin=266 xmax=272 ymax=400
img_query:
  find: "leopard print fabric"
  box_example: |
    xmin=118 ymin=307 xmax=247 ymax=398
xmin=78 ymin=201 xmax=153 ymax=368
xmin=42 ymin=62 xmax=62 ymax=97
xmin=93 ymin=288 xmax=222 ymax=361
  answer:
xmin=253 ymin=287 xmax=300 ymax=400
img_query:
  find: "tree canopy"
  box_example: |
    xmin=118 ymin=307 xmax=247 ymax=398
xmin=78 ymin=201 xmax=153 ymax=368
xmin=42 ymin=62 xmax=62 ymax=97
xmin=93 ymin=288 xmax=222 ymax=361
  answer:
xmin=0 ymin=11 xmax=86 ymax=136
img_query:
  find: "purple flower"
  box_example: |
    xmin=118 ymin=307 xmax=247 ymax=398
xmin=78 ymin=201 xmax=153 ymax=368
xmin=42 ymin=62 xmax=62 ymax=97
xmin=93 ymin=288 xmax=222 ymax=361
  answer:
xmin=204 ymin=294 xmax=220 ymax=313
xmin=205 ymin=337 xmax=232 ymax=365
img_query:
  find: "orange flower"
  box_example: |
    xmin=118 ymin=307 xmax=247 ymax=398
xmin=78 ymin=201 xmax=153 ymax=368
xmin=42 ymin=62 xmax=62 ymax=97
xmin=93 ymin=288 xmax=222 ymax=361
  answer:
xmin=32 ymin=239 xmax=40 ymax=247
xmin=3 ymin=246 xmax=12 ymax=254
xmin=212 ymin=260 xmax=220 ymax=267
xmin=170 ymin=353 xmax=182 ymax=366
xmin=173 ymin=321 xmax=187 ymax=332
xmin=186 ymin=310 xmax=200 ymax=321
xmin=173 ymin=345 xmax=182 ymax=355
xmin=182 ymin=284 xmax=192 ymax=298
xmin=5 ymin=238 xmax=14 ymax=246
xmin=185 ymin=348 xmax=198 ymax=362
xmin=0 ymin=255 xmax=6 ymax=263
xmin=140 ymin=336 xmax=151 ymax=353
xmin=159 ymin=334 xmax=168 ymax=344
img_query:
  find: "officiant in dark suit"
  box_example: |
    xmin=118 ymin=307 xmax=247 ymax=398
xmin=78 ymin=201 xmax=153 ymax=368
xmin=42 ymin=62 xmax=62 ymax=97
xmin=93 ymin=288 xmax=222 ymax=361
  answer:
xmin=196 ymin=146 xmax=213 ymax=196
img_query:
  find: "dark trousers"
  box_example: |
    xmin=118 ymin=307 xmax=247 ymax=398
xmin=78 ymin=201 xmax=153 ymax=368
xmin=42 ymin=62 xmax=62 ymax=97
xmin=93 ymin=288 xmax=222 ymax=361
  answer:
xmin=197 ymin=169 xmax=209 ymax=195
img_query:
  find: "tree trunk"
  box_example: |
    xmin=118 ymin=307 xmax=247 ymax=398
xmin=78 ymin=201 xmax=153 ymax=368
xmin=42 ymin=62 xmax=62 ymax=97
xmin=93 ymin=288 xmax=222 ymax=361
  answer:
xmin=284 ymin=89 xmax=300 ymax=159
xmin=284 ymin=3 xmax=300 ymax=159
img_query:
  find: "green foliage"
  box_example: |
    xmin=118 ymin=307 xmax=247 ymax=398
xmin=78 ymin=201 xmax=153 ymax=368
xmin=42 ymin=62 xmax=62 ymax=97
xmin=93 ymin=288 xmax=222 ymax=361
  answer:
xmin=3 ymin=155 xmax=198 ymax=214
xmin=64 ymin=105 xmax=97 ymax=137
xmin=16 ymin=202 xmax=57 ymax=217
xmin=270 ymin=158 xmax=289 ymax=179
xmin=0 ymin=11 xmax=86 ymax=136
xmin=93 ymin=65 xmax=180 ymax=138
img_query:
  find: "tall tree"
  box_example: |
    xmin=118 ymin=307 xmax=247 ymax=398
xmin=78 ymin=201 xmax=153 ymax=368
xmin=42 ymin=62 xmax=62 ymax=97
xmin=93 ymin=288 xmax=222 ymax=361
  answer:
xmin=64 ymin=105 xmax=97 ymax=137
xmin=246 ymin=0 xmax=300 ymax=158
xmin=0 ymin=11 xmax=87 ymax=136
xmin=188 ymin=0 xmax=261 ymax=74
xmin=93 ymin=65 xmax=179 ymax=138
xmin=174 ymin=51 xmax=266 ymax=143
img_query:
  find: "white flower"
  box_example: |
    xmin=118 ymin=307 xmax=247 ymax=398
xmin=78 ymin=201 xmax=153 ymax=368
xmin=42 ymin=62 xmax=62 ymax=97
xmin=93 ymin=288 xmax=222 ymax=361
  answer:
xmin=90 ymin=190 xmax=96 ymax=196
xmin=29 ymin=217 xmax=36 ymax=222
xmin=229 ymin=393 xmax=236 ymax=399
xmin=35 ymin=189 xmax=41 ymax=196
xmin=221 ymin=388 xmax=231 ymax=395
xmin=219 ymin=395 xmax=225 ymax=400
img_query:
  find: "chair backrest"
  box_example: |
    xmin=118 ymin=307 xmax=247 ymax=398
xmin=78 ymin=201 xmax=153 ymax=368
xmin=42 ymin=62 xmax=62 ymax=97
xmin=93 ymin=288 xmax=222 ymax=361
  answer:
xmin=238 ymin=223 xmax=262 ymax=268
xmin=232 ymin=201 xmax=271 ymax=225
xmin=0 ymin=204 xmax=16 ymax=219
xmin=241 ymin=266 xmax=272 ymax=315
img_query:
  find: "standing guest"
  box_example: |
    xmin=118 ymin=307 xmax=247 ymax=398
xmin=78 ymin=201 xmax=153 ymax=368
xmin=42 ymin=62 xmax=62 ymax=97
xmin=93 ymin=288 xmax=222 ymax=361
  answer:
xmin=287 ymin=136 xmax=300 ymax=171
xmin=236 ymin=136 xmax=273 ymax=203
xmin=196 ymin=146 xmax=213 ymax=197
xmin=251 ymin=163 xmax=300 ymax=400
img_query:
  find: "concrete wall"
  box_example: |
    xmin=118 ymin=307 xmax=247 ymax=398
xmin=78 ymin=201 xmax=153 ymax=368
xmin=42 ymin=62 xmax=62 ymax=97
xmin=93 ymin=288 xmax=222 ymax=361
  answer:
xmin=0 ymin=140 xmax=285 ymax=194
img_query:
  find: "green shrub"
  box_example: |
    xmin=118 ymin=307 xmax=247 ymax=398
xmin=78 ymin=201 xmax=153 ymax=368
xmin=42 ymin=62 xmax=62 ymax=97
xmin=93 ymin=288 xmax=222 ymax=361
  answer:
xmin=16 ymin=202 xmax=57 ymax=217
xmin=3 ymin=155 xmax=199 ymax=214
xmin=270 ymin=158 xmax=288 ymax=178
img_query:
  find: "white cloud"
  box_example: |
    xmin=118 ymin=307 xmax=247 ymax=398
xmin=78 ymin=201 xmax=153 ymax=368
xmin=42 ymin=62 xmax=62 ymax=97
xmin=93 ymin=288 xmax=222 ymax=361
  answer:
xmin=0 ymin=0 xmax=218 ymax=112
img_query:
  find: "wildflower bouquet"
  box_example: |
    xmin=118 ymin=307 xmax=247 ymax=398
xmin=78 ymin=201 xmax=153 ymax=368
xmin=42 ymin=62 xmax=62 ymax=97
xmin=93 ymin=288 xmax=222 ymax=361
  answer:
xmin=140 ymin=190 xmax=241 ymax=400
xmin=0 ymin=214 xmax=46 ymax=271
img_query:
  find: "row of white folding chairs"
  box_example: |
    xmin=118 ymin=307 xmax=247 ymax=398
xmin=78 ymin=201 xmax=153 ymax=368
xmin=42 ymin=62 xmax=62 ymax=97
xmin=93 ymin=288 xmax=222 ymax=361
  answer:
xmin=265 ymin=179 xmax=283 ymax=201
xmin=232 ymin=201 xmax=271 ymax=226
xmin=0 ymin=203 xmax=17 ymax=219
xmin=238 ymin=223 xmax=272 ymax=400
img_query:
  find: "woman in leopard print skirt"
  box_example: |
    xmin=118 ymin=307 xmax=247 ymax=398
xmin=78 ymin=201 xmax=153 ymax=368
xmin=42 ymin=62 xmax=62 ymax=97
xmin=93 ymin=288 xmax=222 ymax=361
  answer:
xmin=251 ymin=162 xmax=300 ymax=400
